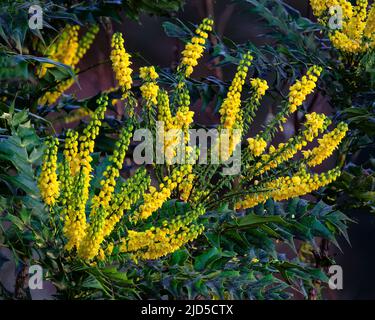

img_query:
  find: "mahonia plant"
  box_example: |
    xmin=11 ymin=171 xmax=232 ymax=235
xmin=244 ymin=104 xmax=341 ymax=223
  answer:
xmin=38 ymin=18 xmax=348 ymax=264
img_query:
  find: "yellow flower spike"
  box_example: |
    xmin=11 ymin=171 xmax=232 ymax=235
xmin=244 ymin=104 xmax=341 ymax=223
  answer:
xmin=63 ymin=95 xmax=108 ymax=252
xmin=179 ymin=173 xmax=196 ymax=202
xmin=72 ymin=24 xmax=99 ymax=66
xmin=77 ymin=123 xmax=133 ymax=260
xmin=236 ymin=167 xmax=341 ymax=210
xmin=250 ymin=78 xmax=269 ymax=102
xmin=140 ymin=66 xmax=159 ymax=105
xmin=140 ymin=66 xmax=158 ymax=81
xmin=178 ymin=18 xmax=214 ymax=77
xmin=110 ymin=32 xmax=133 ymax=92
xmin=255 ymin=113 xmax=329 ymax=175
xmin=303 ymin=122 xmax=348 ymax=167
xmin=157 ymin=90 xmax=174 ymax=129
xmin=288 ymin=65 xmax=322 ymax=113
xmin=364 ymin=5 xmax=375 ymax=40
xmin=58 ymin=130 xmax=79 ymax=225
xmin=39 ymin=25 xmax=99 ymax=106
xmin=102 ymin=168 xmax=150 ymax=239
xmin=219 ymin=52 xmax=253 ymax=159
xmin=247 ymin=136 xmax=267 ymax=157
xmin=38 ymin=78 xmax=75 ymax=106
xmin=38 ymin=137 xmax=60 ymax=206
xmin=133 ymin=164 xmax=193 ymax=222
xmin=120 ymin=206 xmax=205 ymax=260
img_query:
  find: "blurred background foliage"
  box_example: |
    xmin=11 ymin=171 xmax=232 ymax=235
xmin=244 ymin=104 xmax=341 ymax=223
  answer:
xmin=0 ymin=0 xmax=373 ymax=300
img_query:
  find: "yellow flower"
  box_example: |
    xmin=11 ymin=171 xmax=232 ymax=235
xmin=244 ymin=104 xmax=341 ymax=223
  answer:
xmin=247 ymin=136 xmax=267 ymax=157
xmin=250 ymin=78 xmax=268 ymax=102
xmin=288 ymin=65 xmax=322 ymax=113
xmin=310 ymin=0 xmax=373 ymax=54
xmin=140 ymin=66 xmax=159 ymax=105
xmin=219 ymin=52 xmax=253 ymax=159
xmin=120 ymin=206 xmax=205 ymax=260
xmin=255 ymin=113 xmax=329 ymax=175
xmin=179 ymin=18 xmax=213 ymax=77
xmin=77 ymin=123 xmax=133 ymax=260
xmin=303 ymin=122 xmax=348 ymax=167
xmin=236 ymin=167 xmax=341 ymax=210
xmin=102 ymin=168 xmax=150 ymax=239
xmin=110 ymin=32 xmax=133 ymax=91
xmin=139 ymin=66 xmax=158 ymax=81
xmin=38 ymin=78 xmax=75 ymax=106
xmin=251 ymin=257 xmax=260 ymax=264
xmin=364 ymin=5 xmax=375 ymax=40
xmin=72 ymin=25 xmax=100 ymax=66
xmin=133 ymin=164 xmax=192 ymax=222
xmin=38 ymin=137 xmax=59 ymax=206
xmin=63 ymin=95 xmax=108 ymax=252
xmin=39 ymin=24 xmax=99 ymax=105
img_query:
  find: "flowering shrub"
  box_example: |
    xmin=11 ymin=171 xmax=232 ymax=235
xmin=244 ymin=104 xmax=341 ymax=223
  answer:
xmin=0 ymin=2 xmax=359 ymax=300
xmin=36 ymin=18 xmax=348 ymax=267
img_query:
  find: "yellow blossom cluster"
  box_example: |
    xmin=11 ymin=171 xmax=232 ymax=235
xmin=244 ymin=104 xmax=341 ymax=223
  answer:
xmin=250 ymin=78 xmax=269 ymax=102
xmin=310 ymin=0 xmax=354 ymax=19
xmin=63 ymin=95 xmax=108 ymax=251
xmin=120 ymin=205 xmax=205 ymax=260
xmin=179 ymin=18 xmax=214 ymax=77
xmin=38 ymin=137 xmax=59 ymax=206
xmin=288 ymin=66 xmax=322 ymax=113
xmin=254 ymin=113 xmax=330 ymax=174
xmin=40 ymin=25 xmax=80 ymax=77
xmin=156 ymin=86 xmax=194 ymax=164
xmin=179 ymin=173 xmax=196 ymax=202
xmin=140 ymin=66 xmax=159 ymax=105
xmin=310 ymin=0 xmax=375 ymax=53
xmin=39 ymin=24 xmax=99 ymax=105
xmin=39 ymin=91 xmax=202 ymax=262
xmin=133 ymin=164 xmax=193 ymax=222
xmin=111 ymin=32 xmax=133 ymax=92
xmin=78 ymin=123 xmax=134 ymax=260
xmin=38 ymin=17 xmax=350 ymax=264
xmin=38 ymin=78 xmax=75 ymax=107
xmin=247 ymin=136 xmax=267 ymax=157
xmin=59 ymin=130 xmax=78 ymax=208
xmin=303 ymin=122 xmax=349 ymax=167
xmin=219 ymin=52 xmax=253 ymax=159
xmin=236 ymin=167 xmax=341 ymax=210
xmin=102 ymin=168 xmax=150 ymax=239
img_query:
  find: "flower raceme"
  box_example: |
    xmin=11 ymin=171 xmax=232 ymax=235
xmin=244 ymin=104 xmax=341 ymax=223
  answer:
xmin=140 ymin=66 xmax=159 ymax=105
xmin=237 ymin=113 xmax=347 ymax=209
xmin=288 ymin=66 xmax=322 ymax=113
xmin=39 ymin=24 xmax=99 ymax=106
xmin=303 ymin=122 xmax=349 ymax=167
xmin=111 ymin=32 xmax=133 ymax=93
xmin=219 ymin=52 xmax=253 ymax=160
xmin=179 ymin=18 xmax=214 ymax=77
xmin=310 ymin=0 xmax=375 ymax=54
xmin=38 ymin=137 xmax=59 ymax=206
xmin=235 ymin=167 xmax=341 ymax=210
